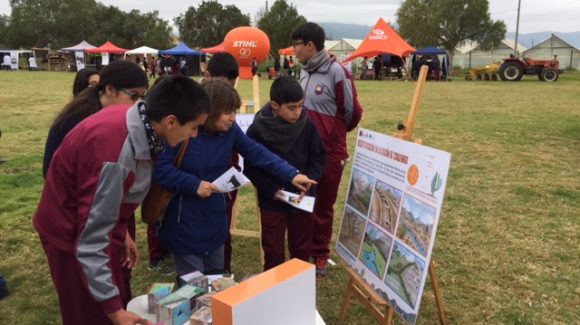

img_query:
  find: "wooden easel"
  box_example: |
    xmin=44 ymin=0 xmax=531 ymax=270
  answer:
xmin=338 ymin=65 xmax=448 ymax=325
xmin=230 ymin=74 xmax=261 ymax=239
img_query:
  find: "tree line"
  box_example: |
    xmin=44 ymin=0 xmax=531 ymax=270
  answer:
xmin=1 ymin=0 xmax=504 ymax=62
xmin=0 ymin=0 xmax=307 ymax=58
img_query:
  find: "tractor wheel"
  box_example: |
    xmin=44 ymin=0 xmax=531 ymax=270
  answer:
xmin=491 ymin=73 xmax=498 ymax=81
xmin=476 ymin=73 xmax=482 ymax=81
xmin=498 ymin=62 xmax=523 ymax=81
xmin=538 ymin=73 xmax=545 ymax=81
xmin=541 ymin=68 xmax=558 ymax=82
xmin=484 ymin=73 xmax=490 ymax=81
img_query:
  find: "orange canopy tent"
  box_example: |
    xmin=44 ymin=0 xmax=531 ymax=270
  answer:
xmin=343 ymin=18 xmax=414 ymax=63
xmin=278 ymin=46 xmax=295 ymax=56
xmin=86 ymin=41 xmax=127 ymax=54
xmin=201 ymin=43 xmax=226 ymax=54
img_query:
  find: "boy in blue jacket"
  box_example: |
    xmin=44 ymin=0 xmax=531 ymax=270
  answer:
xmin=245 ymin=76 xmax=326 ymax=270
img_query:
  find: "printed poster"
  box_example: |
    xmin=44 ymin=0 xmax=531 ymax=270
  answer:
xmin=101 ymin=53 xmax=109 ymax=66
xmin=10 ymin=51 xmax=18 ymax=70
xmin=75 ymin=51 xmax=85 ymax=70
xmin=336 ymin=128 xmax=451 ymax=324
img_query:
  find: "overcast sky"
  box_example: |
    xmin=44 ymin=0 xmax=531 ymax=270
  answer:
xmin=1 ymin=0 xmax=579 ymax=33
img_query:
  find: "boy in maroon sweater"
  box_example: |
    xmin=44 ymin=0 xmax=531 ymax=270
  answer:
xmin=33 ymin=76 xmax=210 ymax=325
xmin=245 ymin=76 xmax=325 ymax=270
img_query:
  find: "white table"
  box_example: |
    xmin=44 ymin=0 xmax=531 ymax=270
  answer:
xmin=127 ymin=294 xmax=325 ymax=325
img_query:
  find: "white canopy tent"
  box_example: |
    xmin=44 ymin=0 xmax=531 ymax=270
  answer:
xmin=61 ymin=40 xmax=96 ymax=52
xmin=124 ymin=46 xmax=159 ymax=57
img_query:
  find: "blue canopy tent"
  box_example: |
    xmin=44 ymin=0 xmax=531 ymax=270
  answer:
xmin=410 ymin=46 xmax=450 ymax=81
xmin=159 ymin=42 xmax=206 ymax=75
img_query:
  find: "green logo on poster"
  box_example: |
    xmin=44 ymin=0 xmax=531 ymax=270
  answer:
xmin=431 ymin=172 xmax=442 ymax=196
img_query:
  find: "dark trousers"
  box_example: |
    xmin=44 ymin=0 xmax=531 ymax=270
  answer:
xmin=261 ymin=209 xmax=313 ymax=270
xmin=310 ymin=159 xmax=344 ymax=260
xmin=224 ymin=190 xmax=238 ymax=273
xmin=122 ymin=215 xmax=136 ymax=300
xmin=147 ymin=224 xmax=168 ymax=263
xmin=40 ymin=239 xmax=129 ymax=325
xmin=172 ymin=245 xmax=225 ymax=276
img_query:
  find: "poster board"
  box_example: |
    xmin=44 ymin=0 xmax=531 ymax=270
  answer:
xmin=10 ymin=51 xmax=18 ymax=70
xmin=234 ymin=113 xmax=254 ymax=172
xmin=75 ymin=51 xmax=85 ymax=70
xmin=336 ymin=128 xmax=451 ymax=324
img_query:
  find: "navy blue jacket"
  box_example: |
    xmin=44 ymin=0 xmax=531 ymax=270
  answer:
xmin=245 ymin=104 xmax=326 ymax=212
xmin=153 ymin=123 xmax=299 ymax=255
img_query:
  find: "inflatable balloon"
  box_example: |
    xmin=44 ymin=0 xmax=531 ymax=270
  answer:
xmin=224 ymin=27 xmax=270 ymax=79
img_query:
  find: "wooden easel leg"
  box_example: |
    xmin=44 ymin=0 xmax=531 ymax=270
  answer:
xmin=383 ymin=307 xmax=393 ymax=325
xmin=429 ymin=260 xmax=448 ymax=325
xmin=338 ymin=278 xmax=354 ymax=323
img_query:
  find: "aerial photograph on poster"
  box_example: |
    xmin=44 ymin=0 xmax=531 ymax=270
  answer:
xmin=358 ymin=222 xmax=393 ymax=279
xmin=337 ymin=207 xmax=367 ymax=259
xmin=396 ymin=194 xmax=437 ymax=257
xmin=346 ymin=168 xmax=375 ymax=216
xmin=385 ymin=241 xmax=426 ymax=309
xmin=369 ymin=180 xmax=402 ymax=234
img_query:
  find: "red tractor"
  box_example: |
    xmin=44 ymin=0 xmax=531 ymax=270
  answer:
xmin=498 ymin=56 xmax=560 ymax=82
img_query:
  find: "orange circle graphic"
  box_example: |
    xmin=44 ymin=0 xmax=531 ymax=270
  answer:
xmin=407 ymin=164 xmax=419 ymax=185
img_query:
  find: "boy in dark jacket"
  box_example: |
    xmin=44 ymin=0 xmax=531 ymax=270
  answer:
xmin=245 ymin=76 xmax=326 ymax=270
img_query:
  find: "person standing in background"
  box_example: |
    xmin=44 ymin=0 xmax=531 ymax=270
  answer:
xmin=292 ymin=22 xmax=363 ymax=278
xmin=28 ymin=55 xmax=38 ymax=71
xmin=360 ymin=56 xmax=369 ymax=80
xmin=251 ymin=57 xmax=258 ymax=76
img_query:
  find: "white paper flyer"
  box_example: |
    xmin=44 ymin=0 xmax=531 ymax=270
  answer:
xmin=212 ymin=167 xmax=250 ymax=193
xmin=279 ymin=190 xmax=315 ymax=213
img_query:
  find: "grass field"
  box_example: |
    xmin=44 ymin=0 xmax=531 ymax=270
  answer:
xmin=0 ymin=70 xmax=579 ymax=324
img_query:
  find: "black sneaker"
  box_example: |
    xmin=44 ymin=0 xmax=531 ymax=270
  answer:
xmin=148 ymin=259 xmax=175 ymax=276
xmin=0 ymin=281 xmax=9 ymax=300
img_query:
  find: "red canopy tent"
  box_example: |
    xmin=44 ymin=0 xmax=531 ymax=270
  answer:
xmin=86 ymin=41 xmax=127 ymax=54
xmin=343 ymin=18 xmax=414 ymax=63
xmin=278 ymin=46 xmax=295 ymax=56
xmin=201 ymin=43 xmax=226 ymax=54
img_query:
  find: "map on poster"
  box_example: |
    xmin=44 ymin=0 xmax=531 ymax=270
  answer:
xmin=336 ymin=128 xmax=451 ymax=325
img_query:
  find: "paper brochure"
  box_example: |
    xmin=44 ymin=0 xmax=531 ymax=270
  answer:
xmin=212 ymin=167 xmax=250 ymax=193
xmin=279 ymin=190 xmax=315 ymax=213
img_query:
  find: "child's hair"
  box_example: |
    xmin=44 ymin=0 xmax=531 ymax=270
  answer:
xmin=150 ymin=75 xmax=170 ymax=89
xmin=53 ymin=61 xmax=147 ymax=128
xmin=291 ymin=22 xmax=326 ymax=51
xmin=207 ymin=52 xmax=239 ymax=81
xmin=72 ymin=68 xmax=99 ymax=96
xmin=146 ymin=75 xmax=211 ymax=125
xmin=202 ymin=79 xmax=241 ymax=134
xmin=270 ymin=76 xmax=304 ymax=105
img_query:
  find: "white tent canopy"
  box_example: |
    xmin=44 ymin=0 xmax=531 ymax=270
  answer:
xmin=61 ymin=40 xmax=96 ymax=52
xmin=125 ymin=46 xmax=159 ymax=56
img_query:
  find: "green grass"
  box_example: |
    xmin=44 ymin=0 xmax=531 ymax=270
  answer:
xmin=1 ymin=71 xmax=579 ymax=324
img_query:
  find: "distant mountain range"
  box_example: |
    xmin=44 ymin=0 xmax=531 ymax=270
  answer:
xmin=318 ymin=22 xmax=580 ymax=49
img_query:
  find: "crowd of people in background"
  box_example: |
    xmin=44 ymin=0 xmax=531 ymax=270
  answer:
xmin=2 ymin=21 xmax=364 ymax=325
